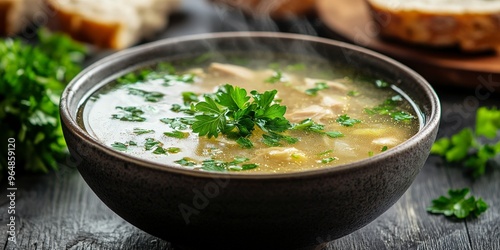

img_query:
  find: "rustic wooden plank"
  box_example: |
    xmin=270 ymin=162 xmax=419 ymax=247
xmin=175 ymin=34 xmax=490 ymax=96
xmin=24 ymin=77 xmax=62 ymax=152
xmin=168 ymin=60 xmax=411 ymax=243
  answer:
xmin=327 ymin=156 xmax=471 ymax=250
xmin=0 ymin=167 xmax=172 ymax=250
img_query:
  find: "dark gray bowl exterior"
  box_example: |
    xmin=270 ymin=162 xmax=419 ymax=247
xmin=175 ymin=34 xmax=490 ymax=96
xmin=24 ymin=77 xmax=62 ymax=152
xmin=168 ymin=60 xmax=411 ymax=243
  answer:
xmin=60 ymin=32 xmax=440 ymax=249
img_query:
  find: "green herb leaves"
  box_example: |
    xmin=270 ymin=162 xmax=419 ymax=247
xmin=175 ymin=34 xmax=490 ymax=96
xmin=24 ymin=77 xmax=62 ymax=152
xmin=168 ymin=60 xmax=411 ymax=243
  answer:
xmin=0 ymin=29 xmax=86 ymax=174
xmin=111 ymin=106 xmax=146 ymax=122
xmin=336 ymin=114 xmax=361 ymax=127
xmin=192 ymin=84 xmax=291 ymax=139
xmin=305 ymin=82 xmax=329 ymax=96
xmin=427 ymin=188 xmax=488 ymax=219
xmin=365 ymin=95 xmax=415 ymax=122
xmin=431 ymin=107 xmax=500 ymax=178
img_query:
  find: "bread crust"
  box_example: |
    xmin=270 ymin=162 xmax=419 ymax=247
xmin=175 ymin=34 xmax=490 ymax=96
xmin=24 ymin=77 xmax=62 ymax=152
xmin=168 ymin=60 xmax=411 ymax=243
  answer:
xmin=0 ymin=1 xmax=12 ymax=35
xmin=367 ymin=0 xmax=500 ymax=52
xmin=46 ymin=2 xmax=123 ymax=49
xmin=212 ymin=0 xmax=315 ymax=18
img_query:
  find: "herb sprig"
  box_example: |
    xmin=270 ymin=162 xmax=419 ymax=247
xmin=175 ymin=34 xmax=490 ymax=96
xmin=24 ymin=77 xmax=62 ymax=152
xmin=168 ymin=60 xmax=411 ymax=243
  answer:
xmin=427 ymin=188 xmax=488 ymax=219
xmin=431 ymin=107 xmax=500 ymax=178
xmin=0 ymin=29 xmax=86 ymax=175
xmin=192 ymin=84 xmax=291 ymax=139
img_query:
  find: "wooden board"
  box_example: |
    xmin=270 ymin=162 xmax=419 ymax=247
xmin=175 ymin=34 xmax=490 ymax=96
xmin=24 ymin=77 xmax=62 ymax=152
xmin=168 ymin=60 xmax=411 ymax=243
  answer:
xmin=316 ymin=0 xmax=500 ymax=89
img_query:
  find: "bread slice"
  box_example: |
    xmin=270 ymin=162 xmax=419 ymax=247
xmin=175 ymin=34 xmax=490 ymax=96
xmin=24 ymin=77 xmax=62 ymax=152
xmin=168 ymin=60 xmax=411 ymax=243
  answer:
xmin=0 ymin=0 xmax=44 ymax=36
xmin=366 ymin=0 xmax=500 ymax=52
xmin=46 ymin=0 xmax=180 ymax=49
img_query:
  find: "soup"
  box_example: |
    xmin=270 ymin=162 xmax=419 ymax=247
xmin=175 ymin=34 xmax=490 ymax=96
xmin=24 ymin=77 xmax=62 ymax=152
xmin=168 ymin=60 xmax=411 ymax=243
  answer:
xmin=79 ymin=54 xmax=420 ymax=173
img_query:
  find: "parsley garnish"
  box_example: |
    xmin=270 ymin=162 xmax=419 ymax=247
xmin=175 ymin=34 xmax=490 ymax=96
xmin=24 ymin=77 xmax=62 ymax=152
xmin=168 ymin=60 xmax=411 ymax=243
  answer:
xmin=164 ymin=131 xmax=189 ymax=139
xmin=427 ymin=188 xmax=488 ymax=219
xmin=320 ymin=157 xmax=336 ymax=164
xmin=236 ymin=137 xmax=253 ymax=149
xmin=170 ymin=104 xmax=196 ymax=115
xmin=182 ymin=92 xmax=199 ymax=105
xmin=160 ymin=117 xmax=195 ymax=130
xmin=144 ymin=138 xmax=161 ymax=151
xmin=265 ymin=71 xmax=286 ymax=83
xmin=133 ymin=128 xmax=154 ymax=135
xmin=292 ymin=119 xmax=343 ymax=138
xmin=175 ymin=157 xmax=197 ymax=166
xmin=128 ymin=88 xmax=164 ymax=102
xmin=167 ymin=147 xmax=181 ymax=153
xmin=305 ymin=82 xmax=329 ymax=96
xmin=111 ymin=142 xmax=128 ymax=151
xmin=111 ymin=106 xmax=146 ymax=122
xmin=336 ymin=114 xmax=361 ymax=127
xmin=365 ymin=95 xmax=415 ymax=122
xmin=431 ymin=107 xmax=500 ymax=178
xmin=261 ymin=132 xmax=298 ymax=147
xmin=192 ymin=84 xmax=291 ymax=139
xmin=153 ymin=147 xmax=168 ymax=155
xmin=0 ymin=29 xmax=86 ymax=174
xmin=347 ymin=90 xmax=360 ymax=97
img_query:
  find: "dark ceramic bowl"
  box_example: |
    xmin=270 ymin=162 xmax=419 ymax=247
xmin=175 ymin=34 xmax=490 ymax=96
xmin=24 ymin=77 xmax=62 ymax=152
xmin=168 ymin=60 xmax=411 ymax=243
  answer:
xmin=60 ymin=32 xmax=440 ymax=249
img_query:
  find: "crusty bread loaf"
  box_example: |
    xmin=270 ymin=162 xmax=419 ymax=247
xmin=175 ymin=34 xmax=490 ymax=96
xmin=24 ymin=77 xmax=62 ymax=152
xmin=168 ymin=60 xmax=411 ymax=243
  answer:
xmin=46 ymin=0 xmax=180 ymax=49
xmin=211 ymin=0 xmax=315 ymax=18
xmin=0 ymin=0 xmax=44 ymax=36
xmin=366 ymin=0 xmax=500 ymax=52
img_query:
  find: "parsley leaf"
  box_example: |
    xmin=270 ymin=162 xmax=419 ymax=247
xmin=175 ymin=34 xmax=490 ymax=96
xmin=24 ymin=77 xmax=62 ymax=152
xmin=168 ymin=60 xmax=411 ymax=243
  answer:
xmin=175 ymin=157 xmax=197 ymax=166
xmin=305 ymin=82 xmax=329 ymax=96
xmin=265 ymin=70 xmax=286 ymax=83
xmin=128 ymin=88 xmax=164 ymax=102
xmin=111 ymin=106 xmax=146 ymax=122
xmin=111 ymin=142 xmax=128 ymax=151
xmin=133 ymin=128 xmax=155 ymax=135
xmin=431 ymin=107 xmax=500 ymax=178
xmin=0 ymin=29 xmax=86 ymax=175
xmin=427 ymin=188 xmax=488 ymax=219
xmin=236 ymin=137 xmax=253 ymax=149
xmin=336 ymin=114 xmax=361 ymax=127
xmin=164 ymin=131 xmax=189 ymax=139
xmin=192 ymin=85 xmax=291 ymax=139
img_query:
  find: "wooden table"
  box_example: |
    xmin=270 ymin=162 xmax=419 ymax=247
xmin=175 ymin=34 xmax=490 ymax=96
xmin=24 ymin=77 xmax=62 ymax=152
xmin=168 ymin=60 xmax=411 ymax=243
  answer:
xmin=1 ymin=0 xmax=499 ymax=249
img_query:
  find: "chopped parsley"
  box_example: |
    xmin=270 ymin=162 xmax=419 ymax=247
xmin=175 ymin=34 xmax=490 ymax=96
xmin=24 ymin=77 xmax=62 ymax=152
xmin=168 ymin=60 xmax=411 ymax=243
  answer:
xmin=292 ymin=119 xmax=343 ymax=138
xmin=336 ymin=114 xmax=361 ymax=127
xmin=347 ymin=90 xmax=360 ymax=97
xmin=133 ymin=128 xmax=155 ymax=135
xmin=111 ymin=106 xmax=146 ymax=122
xmin=381 ymin=146 xmax=388 ymax=152
xmin=164 ymin=131 xmax=189 ymax=139
xmin=182 ymin=91 xmax=200 ymax=105
xmin=236 ymin=137 xmax=253 ymax=149
xmin=160 ymin=117 xmax=196 ymax=130
xmin=320 ymin=157 xmax=336 ymax=164
xmin=153 ymin=147 xmax=168 ymax=155
xmin=261 ymin=132 xmax=298 ymax=147
xmin=427 ymin=188 xmax=488 ymax=219
xmin=175 ymin=157 xmax=197 ymax=166
xmin=144 ymin=138 xmax=161 ymax=151
xmin=265 ymin=70 xmax=286 ymax=83
xmin=305 ymin=82 xmax=329 ymax=96
xmin=128 ymin=88 xmax=164 ymax=102
xmin=111 ymin=142 xmax=128 ymax=151
xmin=365 ymin=95 xmax=415 ymax=122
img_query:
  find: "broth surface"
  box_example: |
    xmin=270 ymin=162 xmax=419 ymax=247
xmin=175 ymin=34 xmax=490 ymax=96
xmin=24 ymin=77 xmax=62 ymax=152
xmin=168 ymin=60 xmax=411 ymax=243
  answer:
xmin=80 ymin=55 xmax=420 ymax=173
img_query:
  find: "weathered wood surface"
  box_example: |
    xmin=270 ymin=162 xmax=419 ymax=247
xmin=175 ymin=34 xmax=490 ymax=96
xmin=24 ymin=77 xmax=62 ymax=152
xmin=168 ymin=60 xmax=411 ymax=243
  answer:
xmin=1 ymin=0 xmax=500 ymax=249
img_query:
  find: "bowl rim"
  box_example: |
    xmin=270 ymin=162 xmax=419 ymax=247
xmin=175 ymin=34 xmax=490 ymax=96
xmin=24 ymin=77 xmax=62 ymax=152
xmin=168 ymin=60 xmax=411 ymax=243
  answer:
xmin=60 ymin=31 xmax=441 ymax=180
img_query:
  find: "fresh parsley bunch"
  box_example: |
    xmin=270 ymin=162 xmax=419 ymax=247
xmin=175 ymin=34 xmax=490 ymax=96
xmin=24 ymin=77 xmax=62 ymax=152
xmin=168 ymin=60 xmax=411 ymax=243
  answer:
xmin=0 ymin=29 xmax=86 ymax=176
xmin=192 ymin=84 xmax=291 ymax=140
xmin=431 ymin=107 xmax=500 ymax=178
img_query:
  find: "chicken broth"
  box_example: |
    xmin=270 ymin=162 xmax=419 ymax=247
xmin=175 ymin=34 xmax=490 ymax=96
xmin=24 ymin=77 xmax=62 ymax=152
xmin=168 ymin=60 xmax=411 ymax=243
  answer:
xmin=80 ymin=55 xmax=420 ymax=173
